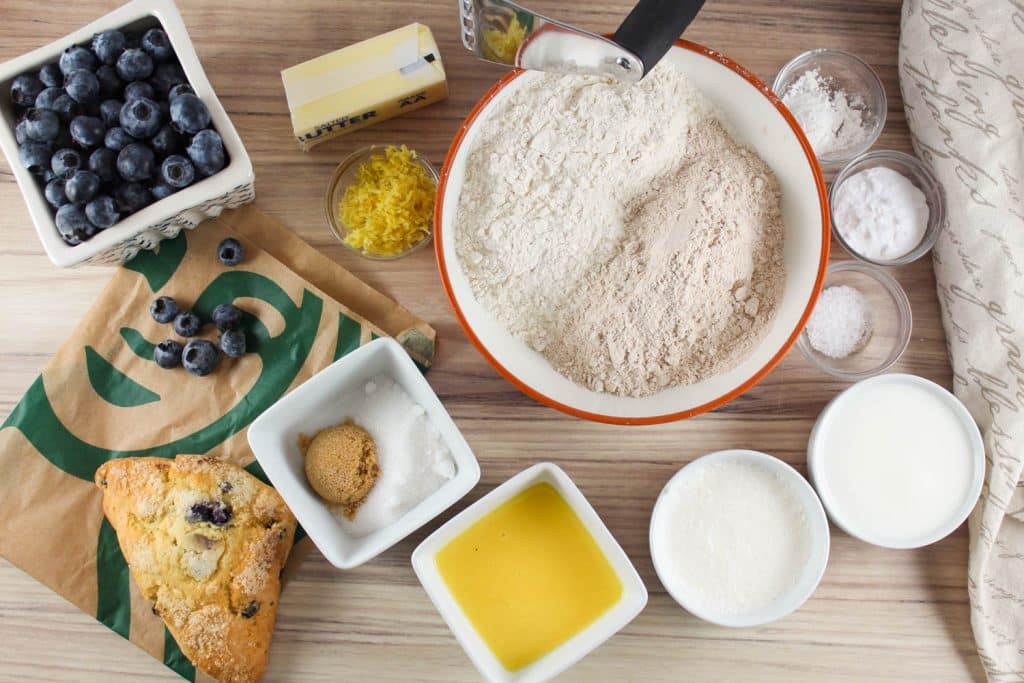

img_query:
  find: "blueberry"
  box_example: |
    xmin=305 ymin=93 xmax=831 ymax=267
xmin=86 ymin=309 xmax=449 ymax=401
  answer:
xmin=149 ymin=61 xmax=185 ymax=97
xmin=23 ymin=108 xmax=60 ymax=142
xmin=160 ymin=154 xmax=195 ymax=189
xmin=92 ymin=30 xmax=127 ymax=65
xmin=167 ymin=83 xmax=194 ymax=100
xmin=151 ymin=182 xmax=175 ymax=201
xmin=119 ymin=97 xmax=162 ymax=138
xmin=117 ymin=142 xmax=155 ymax=181
xmin=55 ymin=203 xmax=90 ymax=245
xmin=104 ymin=126 xmax=133 ymax=151
xmin=65 ymin=170 xmax=101 ymax=203
xmin=114 ymin=182 xmax=151 ymax=213
xmin=123 ymin=80 xmax=155 ymax=101
xmin=169 ymin=94 xmax=211 ymax=135
xmin=150 ymin=296 xmax=179 ymax=323
xmin=42 ymin=169 xmax=57 ymax=183
xmin=19 ymin=142 xmax=52 ymax=175
xmin=50 ymin=148 xmax=83 ymax=178
xmin=173 ymin=311 xmax=202 ymax=337
xmin=38 ymin=63 xmax=63 ymax=89
xmin=141 ymin=29 xmax=174 ymax=63
xmin=182 ymin=340 xmax=220 ymax=377
xmin=150 ymin=124 xmax=182 ymax=158
xmin=240 ymin=601 xmax=259 ymax=618
xmin=154 ymin=339 xmax=182 ymax=368
xmin=186 ymin=500 xmax=231 ymax=524
xmin=219 ymin=329 xmax=246 ymax=357
xmin=116 ymin=48 xmax=153 ymax=81
xmin=95 ymin=64 xmax=123 ymax=99
xmin=15 ymin=119 xmax=30 ymax=145
xmin=88 ymin=147 xmax=118 ymax=182
xmin=84 ymin=195 xmax=119 ymax=228
xmin=64 ymin=69 xmax=100 ymax=104
xmin=70 ymin=115 xmax=106 ymax=148
xmin=44 ymin=178 xmax=69 ymax=208
xmin=59 ymin=46 xmax=98 ymax=75
xmin=99 ymin=99 xmax=122 ymax=127
xmin=217 ymin=237 xmax=244 ymax=266
xmin=212 ymin=303 xmax=242 ymax=331
xmin=35 ymin=87 xmax=78 ymax=120
xmin=187 ymin=129 xmax=226 ymax=177
xmin=11 ymin=74 xmax=44 ymax=108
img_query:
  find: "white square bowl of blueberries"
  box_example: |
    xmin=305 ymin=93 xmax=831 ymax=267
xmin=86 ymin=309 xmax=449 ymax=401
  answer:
xmin=0 ymin=0 xmax=254 ymax=268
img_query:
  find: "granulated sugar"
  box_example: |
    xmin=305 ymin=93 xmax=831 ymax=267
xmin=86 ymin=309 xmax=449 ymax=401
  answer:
xmin=652 ymin=459 xmax=812 ymax=616
xmin=781 ymin=68 xmax=870 ymax=158
xmin=455 ymin=65 xmax=785 ymax=397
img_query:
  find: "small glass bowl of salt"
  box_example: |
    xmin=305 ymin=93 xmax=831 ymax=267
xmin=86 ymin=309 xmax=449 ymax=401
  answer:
xmin=773 ymin=49 xmax=886 ymax=173
xmin=797 ymin=261 xmax=911 ymax=380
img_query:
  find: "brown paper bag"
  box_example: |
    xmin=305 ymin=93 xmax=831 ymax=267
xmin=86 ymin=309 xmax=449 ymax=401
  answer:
xmin=0 ymin=205 xmax=435 ymax=680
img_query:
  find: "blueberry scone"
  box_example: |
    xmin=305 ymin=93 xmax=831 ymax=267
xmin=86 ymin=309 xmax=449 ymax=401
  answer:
xmin=95 ymin=455 xmax=297 ymax=683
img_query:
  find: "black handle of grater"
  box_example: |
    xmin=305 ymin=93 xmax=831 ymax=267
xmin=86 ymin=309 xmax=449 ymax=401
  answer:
xmin=612 ymin=0 xmax=707 ymax=76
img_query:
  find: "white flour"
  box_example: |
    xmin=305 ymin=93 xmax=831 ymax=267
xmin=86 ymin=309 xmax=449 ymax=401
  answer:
xmin=781 ymin=68 xmax=870 ymax=158
xmin=455 ymin=65 xmax=785 ymax=396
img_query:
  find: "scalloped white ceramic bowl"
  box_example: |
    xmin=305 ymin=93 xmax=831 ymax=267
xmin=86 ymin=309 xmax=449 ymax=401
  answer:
xmin=0 ymin=0 xmax=254 ymax=267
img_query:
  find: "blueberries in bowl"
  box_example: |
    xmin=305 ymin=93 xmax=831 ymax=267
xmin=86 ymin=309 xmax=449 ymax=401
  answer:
xmin=85 ymin=195 xmax=120 ymax=229
xmin=23 ymin=108 xmax=60 ymax=142
xmin=9 ymin=23 xmax=230 ymax=245
xmin=117 ymin=142 xmax=156 ymax=181
xmin=10 ymin=74 xmax=44 ymax=108
xmin=116 ymin=48 xmax=154 ymax=81
xmin=64 ymin=69 xmax=100 ymax=104
xmin=161 ymin=155 xmax=195 ymax=189
xmin=70 ymin=115 xmax=106 ymax=148
xmin=119 ymin=97 xmax=162 ymax=138
xmin=92 ymin=30 xmax=127 ymax=65
xmin=59 ymin=46 xmax=98 ymax=75
xmin=65 ymin=170 xmax=101 ymax=203
xmin=188 ymin=129 xmax=226 ymax=177
xmin=169 ymin=93 xmax=210 ymax=134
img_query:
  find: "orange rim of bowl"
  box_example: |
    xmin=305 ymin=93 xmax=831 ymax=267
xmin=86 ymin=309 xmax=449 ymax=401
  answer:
xmin=434 ymin=39 xmax=830 ymax=425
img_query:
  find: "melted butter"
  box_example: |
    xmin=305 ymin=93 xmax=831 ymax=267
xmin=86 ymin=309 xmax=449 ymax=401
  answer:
xmin=435 ymin=482 xmax=622 ymax=671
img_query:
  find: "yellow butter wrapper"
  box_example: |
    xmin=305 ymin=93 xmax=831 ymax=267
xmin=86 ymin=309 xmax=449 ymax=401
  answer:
xmin=281 ymin=23 xmax=448 ymax=151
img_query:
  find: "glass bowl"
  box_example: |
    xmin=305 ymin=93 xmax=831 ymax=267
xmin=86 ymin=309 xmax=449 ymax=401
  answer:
xmin=324 ymin=145 xmax=438 ymax=260
xmin=773 ymin=49 xmax=886 ymax=173
xmin=797 ymin=261 xmax=911 ymax=380
xmin=829 ymin=150 xmax=946 ymax=266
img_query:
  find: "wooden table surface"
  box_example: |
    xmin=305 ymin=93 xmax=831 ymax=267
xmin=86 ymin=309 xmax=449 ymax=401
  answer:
xmin=0 ymin=0 xmax=982 ymax=681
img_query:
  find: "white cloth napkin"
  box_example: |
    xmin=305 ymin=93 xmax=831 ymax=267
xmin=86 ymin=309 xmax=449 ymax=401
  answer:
xmin=900 ymin=1 xmax=1024 ymax=679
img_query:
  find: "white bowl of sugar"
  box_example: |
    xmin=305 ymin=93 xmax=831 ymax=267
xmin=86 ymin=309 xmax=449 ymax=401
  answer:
xmin=649 ymin=449 xmax=830 ymax=627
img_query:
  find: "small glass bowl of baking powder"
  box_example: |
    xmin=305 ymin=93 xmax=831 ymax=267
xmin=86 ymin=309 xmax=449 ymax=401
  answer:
xmin=830 ymin=150 xmax=946 ymax=266
xmin=797 ymin=260 xmax=912 ymax=381
xmin=773 ymin=49 xmax=887 ymax=173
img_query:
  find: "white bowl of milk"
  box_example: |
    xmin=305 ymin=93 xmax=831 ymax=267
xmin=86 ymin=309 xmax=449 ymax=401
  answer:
xmin=807 ymin=373 xmax=985 ymax=549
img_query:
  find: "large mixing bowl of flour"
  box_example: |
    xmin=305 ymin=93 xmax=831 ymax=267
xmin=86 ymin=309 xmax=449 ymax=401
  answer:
xmin=436 ymin=40 xmax=829 ymax=425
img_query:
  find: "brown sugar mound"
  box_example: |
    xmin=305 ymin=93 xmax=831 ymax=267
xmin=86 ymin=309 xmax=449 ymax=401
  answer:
xmin=301 ymin=422 xmax=379 ymax=519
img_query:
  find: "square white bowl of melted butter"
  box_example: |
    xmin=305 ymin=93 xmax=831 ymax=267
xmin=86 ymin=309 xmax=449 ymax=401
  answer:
xmin=248 ymin=338 xmax=480 ymax=569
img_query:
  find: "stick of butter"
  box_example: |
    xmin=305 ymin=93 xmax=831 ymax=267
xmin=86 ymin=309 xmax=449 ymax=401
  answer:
xmin=281 ymin=23 xmax=448 ymax=151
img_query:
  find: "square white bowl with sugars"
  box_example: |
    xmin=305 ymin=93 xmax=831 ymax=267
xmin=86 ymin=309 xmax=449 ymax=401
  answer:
xmin=248 ymin=338 xmax=481 ymax=569
xmin=411 ymin=462 xmax=648 ymax=683
xmin=0 ymin=0 xmax=254 ymax=268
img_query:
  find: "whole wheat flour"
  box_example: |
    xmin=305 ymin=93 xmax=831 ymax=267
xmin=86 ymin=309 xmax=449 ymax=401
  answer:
xmin=455 ymin=64 xmax=785 ymax=397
